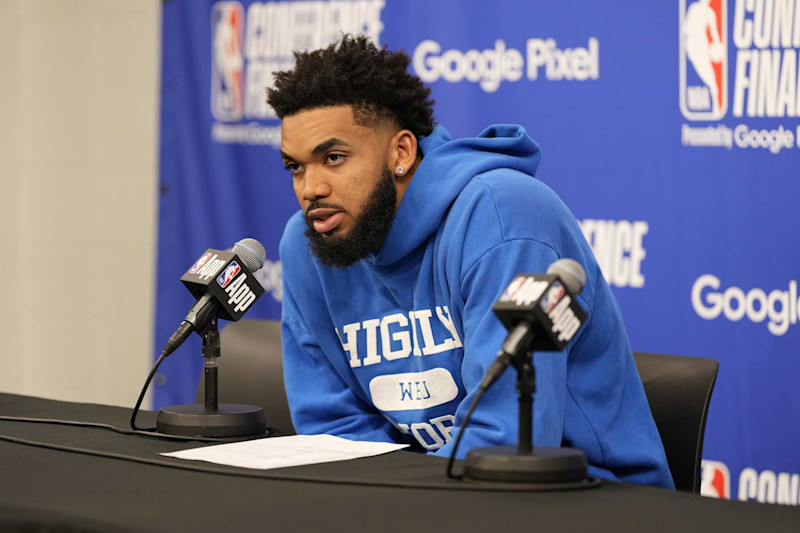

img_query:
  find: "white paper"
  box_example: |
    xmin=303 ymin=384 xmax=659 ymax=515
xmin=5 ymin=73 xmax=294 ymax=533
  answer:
xmin=161 ymin=434 xmax=408 ymax=470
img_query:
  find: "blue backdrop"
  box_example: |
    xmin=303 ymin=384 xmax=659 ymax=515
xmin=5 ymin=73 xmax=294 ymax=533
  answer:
xmin=156 ymin=0 xmax=800 ymax=504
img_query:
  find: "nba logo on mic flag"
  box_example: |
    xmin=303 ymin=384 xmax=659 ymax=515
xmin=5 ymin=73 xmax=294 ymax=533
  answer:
xmin=189 ymin=252 xmax=213 ymax=274
xmin=217 ymin=261 xmax=241 ymax=288
xmin=540 ymin=282 xmax=565 ymax=314
xmin=700 ymin=460 xmax=730 ymax=499
xmin=679 ymin=0 xmax=727 ymax=120
xmin=211 ymin=1 xmax=245 ymax=121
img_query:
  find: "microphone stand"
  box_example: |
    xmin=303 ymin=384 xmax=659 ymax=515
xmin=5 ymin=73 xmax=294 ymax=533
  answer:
xmin=463 ymin=340 xmax=597 ymax=489
xmin=516 ymin=349 xmax=535 ymax=455
xmin=156 ymin=314 xmax=267 ymax=438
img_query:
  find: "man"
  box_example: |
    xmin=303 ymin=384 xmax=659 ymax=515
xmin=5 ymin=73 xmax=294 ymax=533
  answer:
xmin=268 ymin=35 xmax=673 ymax=488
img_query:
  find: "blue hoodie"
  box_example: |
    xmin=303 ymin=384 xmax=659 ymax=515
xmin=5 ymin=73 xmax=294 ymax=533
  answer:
xmin=280 ymin=124 xmax=674 ymax=488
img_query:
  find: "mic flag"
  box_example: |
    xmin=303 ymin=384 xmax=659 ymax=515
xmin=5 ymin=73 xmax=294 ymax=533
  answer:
xmin=181 ymin=248 xmax=265 ymax=322
xmin=492 ymin=272 xmax=587 ymax=353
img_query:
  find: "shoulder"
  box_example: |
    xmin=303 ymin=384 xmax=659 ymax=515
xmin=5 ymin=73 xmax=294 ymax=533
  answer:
xmin=449 ymin=169 xmax=577 ymax=247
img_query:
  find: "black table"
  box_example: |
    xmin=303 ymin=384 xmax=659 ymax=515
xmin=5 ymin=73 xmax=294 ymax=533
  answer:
xmin=1 ymin=393 xmax=798 ymax=532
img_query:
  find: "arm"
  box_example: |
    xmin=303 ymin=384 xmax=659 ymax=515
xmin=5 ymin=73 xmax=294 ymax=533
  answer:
xmin=432 ymin=239 xmax=673 ymax=488
xmin=434 ymin=238 xmax=571 ymax=458
xmin=281 ymin=276 xmax=407 ymax=444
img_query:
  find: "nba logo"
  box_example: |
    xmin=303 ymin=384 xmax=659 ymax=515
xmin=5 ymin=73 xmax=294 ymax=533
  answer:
xmin=189 ymin=252 xmax=213 ymax=274
xmin=679 ymin=0 xmax=727 ymax=120
xmin=211 ymin=1 xmax=245 ymax=121
xmin=540 ymin=282 xmax=565 ymax=314
xmin=500 ymin=276 xmax=526 ymax=302
xmin=217 ymin=261 xmax=241 ymax=288
xmin=700 ymin=460 xmax=731 ymax=499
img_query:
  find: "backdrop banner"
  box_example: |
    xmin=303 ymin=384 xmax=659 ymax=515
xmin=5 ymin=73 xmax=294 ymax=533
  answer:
xmin=157 ymin=0 xmax=800 ymax=504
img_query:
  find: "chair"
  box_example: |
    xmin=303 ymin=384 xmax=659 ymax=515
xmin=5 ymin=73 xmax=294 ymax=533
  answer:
xmin=633 ymin=352 xmax=719 ymax=493
xmin=195 ymin=319 xmax=296 ymax=435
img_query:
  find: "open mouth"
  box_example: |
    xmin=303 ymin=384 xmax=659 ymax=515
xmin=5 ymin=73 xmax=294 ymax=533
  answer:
xmin=307 ymin=209 xmax=344 ymax=234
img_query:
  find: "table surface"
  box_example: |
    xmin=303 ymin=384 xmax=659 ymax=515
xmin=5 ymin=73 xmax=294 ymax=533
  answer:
xmin=1 ymin=393 xmax=798 ymax=533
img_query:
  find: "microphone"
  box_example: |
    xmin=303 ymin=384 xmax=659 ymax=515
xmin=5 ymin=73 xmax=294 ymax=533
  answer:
xmin=462 ymin=259 xmax=595 ymax=488
xmin=155 ymin=238 xmax=269 ymax=438
xmin=162 ymin=238 xmax=267 ymax=357
xmin=480 ymin=258 xmax=588 ymax=390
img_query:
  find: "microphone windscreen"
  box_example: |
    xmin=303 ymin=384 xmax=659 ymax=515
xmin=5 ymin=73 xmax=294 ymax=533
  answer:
xmin=547 ymin=258 xmax=586 ymax=295
xmin=233 ymin=238 xmax=267 ymax=272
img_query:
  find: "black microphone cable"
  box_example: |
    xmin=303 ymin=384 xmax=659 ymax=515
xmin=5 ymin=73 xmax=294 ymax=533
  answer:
xmin=0 ymin=349 xmax=233 ymax=443
xmin=130 ymin=349 xmax=168 ymax=433
xmin=446 ymin=350 xmax=513 ymax=479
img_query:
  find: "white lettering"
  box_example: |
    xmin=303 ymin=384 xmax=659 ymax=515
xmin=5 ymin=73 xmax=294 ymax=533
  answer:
xmin=691 ymin=275 xmax=797 ymax=335
xmin=527 ymin=37 xmax=599 ymax=81
xmin=415 ymin=309 xmax=455 ymax=356
xmin=692 ymin=274 xmax=723 ymax=319
xmin=509 ymin=278 xmax=549 ymax=306
xmin=215 ymin=0 xmax=385 ymax=133
xmin=579 ymin=219 xmax=648 ymax=288
xmin=413 ymin=39 xmax=523 ymax=93
xmin=339 ymin=307 xmax=463 ymax=368
xmin=196 ymin=256 xmax=226 ymax=281
xmin=396 ymin=415 xmax=456 ymax=450
xmin=739 ymin=467 xmax=759 ymax=500
xmin=412 ymin=37 xmax=599 ymax=94
xmin=337 ymin=322 xmax=361 ymax=368
xmin=738 ymin=467 xmax=800 ymax=505
xmin=733 ymin=0 xmax=800 ymax=49
xmin=361 ymin=318 xmax=381 ymax=366
xmin=687 ymin=85 xmax=712 ymax=110
xmin=409 ymin=310 xmax=422 ymax=356
xmin=758 ymin=470 xmax=778 ymax=503
xmin=549 ymin=295 xmax=581 ymax=342
xmin=410 ymin=422 xmax=444 ymax=450
xmin=733 ymin=123 xmax=795 ymax=153
xmin=777 ymin=472 xmax=800 ymax=505
xmin=732 ymin=48 xmax=800 ymax=118
xmin=430 ymin=414 xmax=456 ymax=442
xmin=380 ymin=313 xmax=411 ymax=361
xmin=224 ymin=273 xmax=256 ymax=313
xmin=436 ymin=306 xmax=463 ymax=349
xmin=681 ymin=124 xmax=735 ymax=148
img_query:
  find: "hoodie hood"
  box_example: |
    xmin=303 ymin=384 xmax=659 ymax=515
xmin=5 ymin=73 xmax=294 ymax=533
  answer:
xmin=366 ymin=124 xmax=541 ymax=267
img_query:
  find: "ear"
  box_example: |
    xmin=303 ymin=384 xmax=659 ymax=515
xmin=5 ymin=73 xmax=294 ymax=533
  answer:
xmin=389 ymin=129 xmax=418 ymax=179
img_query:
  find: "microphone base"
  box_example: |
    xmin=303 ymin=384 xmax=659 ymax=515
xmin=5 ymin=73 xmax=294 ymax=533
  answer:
xmin=157 ymin=403 xmax=267 ymax=438
xmin=463 ymin=446 xmax=599 ymax=490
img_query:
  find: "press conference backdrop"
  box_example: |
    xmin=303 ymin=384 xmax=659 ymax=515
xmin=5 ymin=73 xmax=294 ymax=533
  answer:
xmin=156 ymin=0 xmax=800 ymax=505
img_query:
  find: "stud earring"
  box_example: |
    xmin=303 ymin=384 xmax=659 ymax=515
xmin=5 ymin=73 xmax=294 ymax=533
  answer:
xmin=396 ymin=166 xmax=404 ymax=175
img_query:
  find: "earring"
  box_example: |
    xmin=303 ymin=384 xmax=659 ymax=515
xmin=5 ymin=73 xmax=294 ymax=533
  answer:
xmin=396 ymin=166 xmax=404 ymax=175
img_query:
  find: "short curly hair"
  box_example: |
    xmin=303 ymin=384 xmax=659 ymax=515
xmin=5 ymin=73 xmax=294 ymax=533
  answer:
xmin=267 ymin=34 xmax=435 ymax=138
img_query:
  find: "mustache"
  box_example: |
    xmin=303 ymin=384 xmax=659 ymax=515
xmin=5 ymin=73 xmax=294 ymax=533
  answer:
xmin=305 ymin=201 xmax=347 ymax=218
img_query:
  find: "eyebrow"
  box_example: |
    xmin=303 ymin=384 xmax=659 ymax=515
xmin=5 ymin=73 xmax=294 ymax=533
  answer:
xmin=312 ymin=138 xmax=350 ymax=155
xmin=281 ymin=138 xmax=351 ymax=162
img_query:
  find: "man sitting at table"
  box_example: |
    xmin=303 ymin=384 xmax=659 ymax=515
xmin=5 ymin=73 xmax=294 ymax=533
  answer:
xmin=267 ymin=34 xmax=673 ymax=488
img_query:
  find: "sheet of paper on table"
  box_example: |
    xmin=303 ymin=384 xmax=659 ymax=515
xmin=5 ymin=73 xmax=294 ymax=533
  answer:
xmin=161 ymin=434 xmax=409 ymax=470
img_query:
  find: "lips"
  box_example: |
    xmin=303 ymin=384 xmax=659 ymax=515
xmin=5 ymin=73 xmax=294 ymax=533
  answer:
xmin=307 ymin=208 xmax=344 ymax=234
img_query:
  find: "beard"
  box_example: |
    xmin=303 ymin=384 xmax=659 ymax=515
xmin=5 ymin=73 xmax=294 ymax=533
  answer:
xmin=304 ymin=166 xmax=398 ymax=268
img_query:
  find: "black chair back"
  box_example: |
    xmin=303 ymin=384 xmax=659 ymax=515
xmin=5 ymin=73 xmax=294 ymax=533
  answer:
xmin=195 ymin=319 xmax=296 ymax=435
xmin=633 ymin=352 xmax=719 ymax=493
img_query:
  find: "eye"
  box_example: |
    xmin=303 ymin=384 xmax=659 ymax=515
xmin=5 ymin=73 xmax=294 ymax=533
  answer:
xmin=283 ymin=162 xmax=303 ymax=175
xmin=326 ymin=153 xmax=347 ymax=166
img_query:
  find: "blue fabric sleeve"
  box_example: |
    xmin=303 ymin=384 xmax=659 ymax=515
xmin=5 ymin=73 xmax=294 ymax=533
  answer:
xmin=431 ymin=238 xmax=674 ymax=489
xmin=281 ymin=292 xmax=406 ymax=444
xmin=433 ymin=238 xmax=568 ymax=458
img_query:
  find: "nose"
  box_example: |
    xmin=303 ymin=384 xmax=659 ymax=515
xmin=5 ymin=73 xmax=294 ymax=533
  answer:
xmin=299 ymin=167 xmax=332 ymax=202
